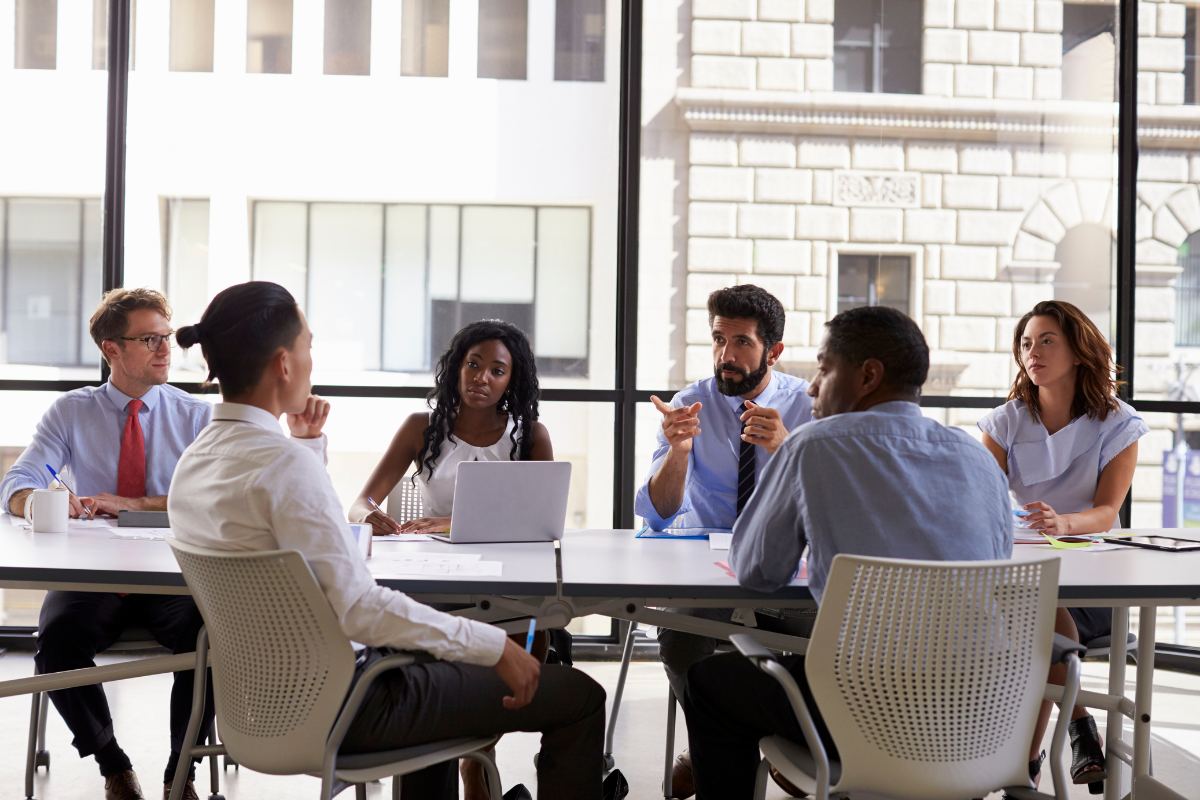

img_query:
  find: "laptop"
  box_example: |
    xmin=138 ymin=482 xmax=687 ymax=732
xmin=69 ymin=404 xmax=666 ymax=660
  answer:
xmin=429 ymin=461 xmax=572 ymax=544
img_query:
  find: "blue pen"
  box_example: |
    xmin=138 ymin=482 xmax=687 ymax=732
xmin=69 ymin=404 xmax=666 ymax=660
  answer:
xmin=524 ymin=618 xmax=537 ymax=653
xmin=45 ymin=464 xmax=91 ymax=519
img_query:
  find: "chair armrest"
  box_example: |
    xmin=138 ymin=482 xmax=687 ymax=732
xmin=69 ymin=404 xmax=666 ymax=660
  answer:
xmin=730 ymin=632 xmax=775 ymax=662
xmin=325 ymin=650 xmax=431 ymax=765
xmin=1052 ymin=634 xmax=1086 ymax=665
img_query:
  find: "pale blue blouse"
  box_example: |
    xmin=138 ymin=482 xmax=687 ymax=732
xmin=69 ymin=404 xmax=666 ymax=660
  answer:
xmin=978 ymin=398 xmax=1148 ymax=522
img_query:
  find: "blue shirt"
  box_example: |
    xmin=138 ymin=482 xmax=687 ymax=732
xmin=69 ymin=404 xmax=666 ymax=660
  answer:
xmin=979 ymin=398 xmax=1148 ymax=524
xmin=0 ymin=382 xmax=212 ymax=506
xmin=635 ymin=371 xmax=813 ymax=530
xmin=730 ymin=401 xmax=1012 ymax=602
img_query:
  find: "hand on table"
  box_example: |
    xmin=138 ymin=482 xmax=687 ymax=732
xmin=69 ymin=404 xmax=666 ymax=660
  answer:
xmin=396 ymin=516 xmax=452 ymax=533
xmin=366 ymin=508 xmax=403 ymax=535
xmin=739 ymin=401 xmax=789 ymax=455
xmin=494 ymin=637 xmax=541 ymax=710
xmin=287 ymin=395 xmax=331 ymax=439
xmin=1023 ymin=501 xmax=1068 ymax=535
xmin=650 ymin=395 xmax=703 ymax=454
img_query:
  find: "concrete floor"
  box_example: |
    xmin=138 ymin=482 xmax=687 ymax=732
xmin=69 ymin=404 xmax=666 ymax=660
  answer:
xmin=1 ymin=652 xmax=1197 ymax=799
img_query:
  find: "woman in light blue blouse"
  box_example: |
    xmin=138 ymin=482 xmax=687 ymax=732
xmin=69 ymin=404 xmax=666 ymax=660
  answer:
xmin=979 ymin=300 xmax=1147 ymax=792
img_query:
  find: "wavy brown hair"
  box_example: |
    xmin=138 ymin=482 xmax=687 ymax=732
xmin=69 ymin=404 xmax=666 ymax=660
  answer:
xmin=1009 ymin=300 xmax=1122 ymax=422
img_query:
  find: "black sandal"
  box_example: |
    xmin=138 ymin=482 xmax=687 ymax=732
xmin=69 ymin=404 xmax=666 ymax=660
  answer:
xmin=1070 ymin=715 xmax=1106 ymax=792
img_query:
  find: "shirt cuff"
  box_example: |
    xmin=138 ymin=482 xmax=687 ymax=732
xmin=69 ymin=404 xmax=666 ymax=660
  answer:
xmin=292 ymin=433 xmax=329 ymax=465
xmin=469 ymin=622 xmax=509 ymax=667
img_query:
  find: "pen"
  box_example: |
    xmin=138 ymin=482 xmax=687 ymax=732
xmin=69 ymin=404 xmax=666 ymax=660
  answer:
xmin=45 ymin=464 xmax=91 ymax=519
xmin=524 ymin=618 xmax=537 ymax=652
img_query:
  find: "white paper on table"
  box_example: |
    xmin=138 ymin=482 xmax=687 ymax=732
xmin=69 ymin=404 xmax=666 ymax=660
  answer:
xmin=376 ymin=554 xmax=502 ymax=577
xmin=112 ymin=528 xmax=170 ymax=541
xmin=708 ymin=532 xmax=733 ymax=550
xmin=372 ymin=550 xmax=482 ymax=563
xmin=374 ymin=534 xmax=434 ymax=542
xmin=70 ymin=517 xmax=118 ymax=529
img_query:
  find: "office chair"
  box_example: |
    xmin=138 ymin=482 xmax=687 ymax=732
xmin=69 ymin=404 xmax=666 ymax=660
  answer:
xmin=167 ymin=539 xmax=501 ymax=800
xmin=731 ymin=554 xmax=1084 ymax=800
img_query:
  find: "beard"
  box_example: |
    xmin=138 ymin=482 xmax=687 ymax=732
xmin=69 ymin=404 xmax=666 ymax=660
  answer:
xmin=714 ymin=352 xmax=770 ymax=396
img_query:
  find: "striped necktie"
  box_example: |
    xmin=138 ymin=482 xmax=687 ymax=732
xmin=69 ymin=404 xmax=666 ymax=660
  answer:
xmin=736 ymin=428 xmax=756 ymax=517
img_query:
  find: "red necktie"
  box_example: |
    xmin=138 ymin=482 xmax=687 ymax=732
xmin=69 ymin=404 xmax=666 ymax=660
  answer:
xmin=117 ymin=398 xmax=146 ymax=498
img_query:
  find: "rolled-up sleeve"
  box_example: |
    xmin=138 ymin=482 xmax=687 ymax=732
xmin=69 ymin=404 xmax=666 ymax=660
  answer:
xmin=729 ymin=442 xmax=807 ymax=593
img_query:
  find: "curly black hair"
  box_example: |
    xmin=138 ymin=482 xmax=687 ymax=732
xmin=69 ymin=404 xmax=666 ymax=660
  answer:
xmin=707 ymin=284 xmax=786 ymax=348
xmin=415 ymin=319 xmax=540 ymax=481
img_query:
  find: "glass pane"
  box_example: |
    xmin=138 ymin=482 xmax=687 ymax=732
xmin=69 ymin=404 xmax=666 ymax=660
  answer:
xmin=308 ymin=203 xmax=383 ymax=375
xmin=252 ymin=202 xmax=308 ymax=309
xmin=4 ymin=200 xmax=85 ymax=366
xmin=460 ymin=206 xmax=535 ymax=304
xmin=1061 ymin=2 xmax=1116 ymax=102
xmin=162 ymin=199 xmax=210 ymax=353
xmin=170 ymin=0 xmax=214 ymax=72
xmin=382 ymin=205 xmax=429 ymax=371
xmin=325 ymin=0 xmax=371 ymax=75
xmin=247 ymin=0 xmax=293 ymax=74
xmin=478 ymin=0 xmax=527 ymax=79
xmin=401 ymin=0 xmax=449 ymax=77
xmin=535 ymin=207 xmax=590 ymax=368
xmin=1187 ymin=7 xmax=1198 ymax=105
xmin=555 ymin=0 xmax=605 ymax=82
xmin=837 ymin=254 xmax=872 ymax=312
xmin=641 ymin=0 xmax=1120 ymax=398
xmin=93 ymin=0 xmax=108 ymax=70
xmin=15 ymin=0 xmax=56 ymax=70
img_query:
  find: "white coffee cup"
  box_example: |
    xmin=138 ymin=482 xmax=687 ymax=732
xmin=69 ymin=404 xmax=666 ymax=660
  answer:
xmin=24 ymin=488 xmax=69 ymax=533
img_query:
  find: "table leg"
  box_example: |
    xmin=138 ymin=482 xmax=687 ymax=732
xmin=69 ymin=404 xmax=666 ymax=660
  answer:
xmin=1105 ymin=606 xmax=1130 ymax=800
xmin=1133 ymin=606 xmax=1156 ymax=789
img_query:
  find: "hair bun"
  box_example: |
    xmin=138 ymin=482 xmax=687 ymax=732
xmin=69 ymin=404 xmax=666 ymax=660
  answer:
xmin=176 ymin=325 xmax=203 ymax=349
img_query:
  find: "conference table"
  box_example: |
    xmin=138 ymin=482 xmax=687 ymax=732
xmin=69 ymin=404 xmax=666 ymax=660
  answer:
xmin=2 ymin=516 xmax=1198 ymax=800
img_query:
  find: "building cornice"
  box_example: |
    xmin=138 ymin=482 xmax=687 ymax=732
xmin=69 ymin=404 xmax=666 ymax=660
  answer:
xmin=675 ymin=89 xmax=1200 ymax=147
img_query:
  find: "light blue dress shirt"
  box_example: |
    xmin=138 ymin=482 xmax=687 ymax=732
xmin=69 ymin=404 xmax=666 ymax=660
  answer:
xmin=635 ymin=371 xmax=813 ymax=530
xmin=730 ymin=401 xmax=1012 ymax=602
xmin=978 ymin=398 xmax=1148 ymax=522
xmin=0 ymin=382 xmax=212 ymax=507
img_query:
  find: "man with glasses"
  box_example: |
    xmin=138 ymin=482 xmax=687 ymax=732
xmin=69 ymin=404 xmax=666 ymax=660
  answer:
xmin=1 ymin=288 xmax=213 ymax=800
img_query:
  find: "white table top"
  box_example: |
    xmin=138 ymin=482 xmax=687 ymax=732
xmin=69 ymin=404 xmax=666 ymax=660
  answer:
xmin=0 ymin=516 xmax=558 ymax=596
xmin=559 ymin=528 xmax=1200 ymax=605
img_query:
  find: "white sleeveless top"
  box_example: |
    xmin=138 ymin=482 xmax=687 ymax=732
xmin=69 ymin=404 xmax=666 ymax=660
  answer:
xmin=415 ymin=418 xmax=520 ymax=516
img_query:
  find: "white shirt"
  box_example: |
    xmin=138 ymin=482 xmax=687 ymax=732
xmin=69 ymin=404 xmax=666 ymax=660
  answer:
xmin=168 ymin=402 xmax=507 ymax=667
xmin=417 ymin=417 xmax=519 ymax=516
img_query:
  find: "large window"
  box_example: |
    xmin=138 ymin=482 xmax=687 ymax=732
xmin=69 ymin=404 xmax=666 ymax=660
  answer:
xmin=325 ymin=0 xmax=371 ymax=75
xmin=555 ymin=0 xmax=605 ymax=82
xmin=247 ymin=0 xmax=293 ymax=74
xmin=0 ymin=199 xmax=102 ymax=368
xmin=402 ymin=0 xmax=449 ymax=77
xmin=14 ymin=0 xmax=56 ymax=70
xmin=249 ymin=202 xmax=592 ymax=378
xmin=833 ymin=0 xmax=921 ymax=94
xmin=836 ymin=253 xmax=912 ymax=315
xmin=478 ymin=0 xmax=527 ymax=79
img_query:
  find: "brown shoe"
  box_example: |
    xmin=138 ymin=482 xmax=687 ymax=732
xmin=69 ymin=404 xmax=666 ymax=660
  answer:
xmin=104 ymin=770 xmax=145 ymax=800
xmin=769 ymin=763 xmax=808 ymax=797
xmin=163 ymin=779 xmax=199 ymax=800
xmin=669 ymin=749 xmax=695 ymax=799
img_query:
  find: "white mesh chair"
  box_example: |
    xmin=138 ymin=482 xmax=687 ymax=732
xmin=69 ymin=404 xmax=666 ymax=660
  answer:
xmin=731 ymin=554 xmax=1085 ymax=800
xmin=386 ymin=477 xmax=424 ymax=524
xmin=166 ymin=539 xmax=501 ymax=800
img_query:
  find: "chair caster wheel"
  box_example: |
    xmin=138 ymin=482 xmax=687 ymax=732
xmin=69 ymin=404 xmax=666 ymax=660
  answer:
xmin=34 ymin=751 xmax=49 ymax=770
xmin=208 ymin=794 xmax=225 ymax=800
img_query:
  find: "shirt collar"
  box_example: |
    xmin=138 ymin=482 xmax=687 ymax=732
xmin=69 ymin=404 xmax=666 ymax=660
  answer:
xmin=721 ymin=370 xmax=779 ymax=415
xmin=212 ymin=402 xmax=284 ymax=434
xmin=867 ymin=400 xmax=923 ymax=417
xmin=103 ymin=381 xmax=162 ymax=413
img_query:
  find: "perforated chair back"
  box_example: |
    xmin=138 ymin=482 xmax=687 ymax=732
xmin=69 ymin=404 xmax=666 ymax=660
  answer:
xmin=168 ymin=539 xmax=356 ymax=775
xmin=805 ymin=554 xmax=1059 ymax=799
xmin=386 ymin=476 xmax=424 ymax=523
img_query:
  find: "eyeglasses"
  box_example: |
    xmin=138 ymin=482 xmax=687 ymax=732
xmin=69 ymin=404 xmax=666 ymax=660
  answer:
xmin=117 ymin=332 xmax=175 ymax=351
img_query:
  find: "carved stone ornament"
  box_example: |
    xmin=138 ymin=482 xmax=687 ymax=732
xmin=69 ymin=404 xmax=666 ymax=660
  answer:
xmin=833 ymin=170 xmax=919 ymax=208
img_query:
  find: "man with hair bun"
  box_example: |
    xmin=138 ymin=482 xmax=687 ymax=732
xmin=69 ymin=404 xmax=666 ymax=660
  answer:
xmin=634 ymin=283 xmax=814 ymax=796
xmin=0 ymin=288 xmax=213 ymax=800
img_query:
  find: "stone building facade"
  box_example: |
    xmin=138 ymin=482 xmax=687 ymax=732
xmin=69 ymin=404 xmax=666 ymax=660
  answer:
xmin=640 ymin=0 xmax=1200 ymax=524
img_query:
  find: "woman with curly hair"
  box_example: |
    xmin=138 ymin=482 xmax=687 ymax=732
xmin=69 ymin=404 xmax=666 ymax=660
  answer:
xmin=979 ymin=300 xmax=1147 ymax=793
xmin=351 ymin=319 xmax=551 ymax=535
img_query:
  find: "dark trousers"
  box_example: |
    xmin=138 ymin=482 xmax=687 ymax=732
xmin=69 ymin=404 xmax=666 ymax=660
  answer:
xmin=35 ymin=591 xmax=214 ymax=779
xmin=683 ymin=651 xmax=838 ymax=800
xmin=341 ymin=650 xmax=606 ymax=800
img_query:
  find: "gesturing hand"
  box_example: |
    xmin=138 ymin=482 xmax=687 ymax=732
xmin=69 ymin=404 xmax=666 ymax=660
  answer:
xmin=740 ymin=401 xmax=789 ymax=455
xmin=494 ymin=637 xmax=541 ymax=710
xmin=287 ymin=395 xmax=331 ymax=439
xmin=650 ymin=395 xmax=703 ymax=454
